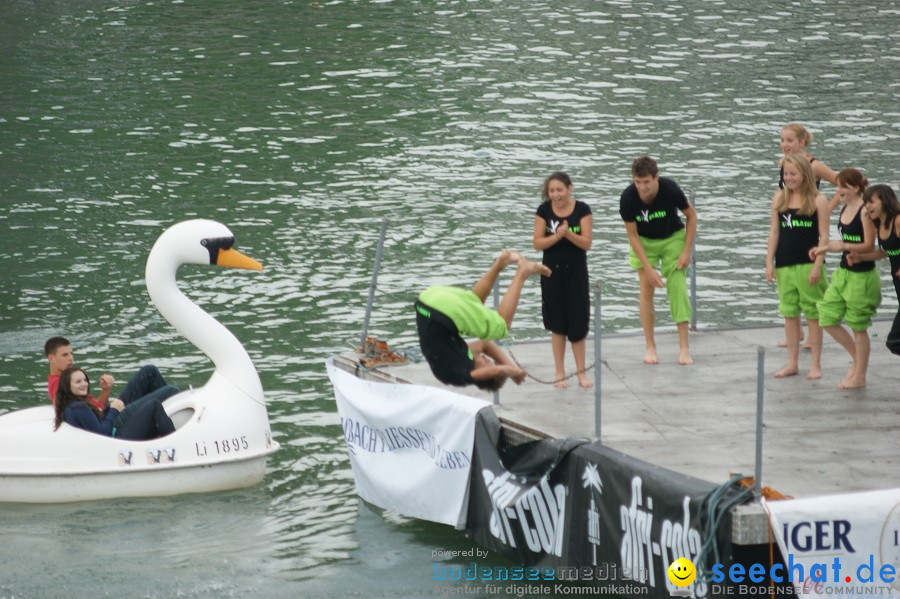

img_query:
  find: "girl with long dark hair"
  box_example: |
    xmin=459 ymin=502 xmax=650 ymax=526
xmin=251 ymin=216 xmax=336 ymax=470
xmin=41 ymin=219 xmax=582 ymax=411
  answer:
xmin=54 ymin=365 xmax=176 ymax=440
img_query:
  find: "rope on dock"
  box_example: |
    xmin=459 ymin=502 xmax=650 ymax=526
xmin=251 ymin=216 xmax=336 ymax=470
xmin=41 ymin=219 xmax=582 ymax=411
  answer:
xmin=508 ymin=348 xmax=601 ymax=386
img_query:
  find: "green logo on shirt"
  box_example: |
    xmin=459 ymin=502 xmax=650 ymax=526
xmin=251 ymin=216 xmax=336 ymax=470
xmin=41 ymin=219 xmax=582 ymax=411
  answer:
xmin=781 ymin=214 xmax=813 ymax=229
xmin=547 ymin=221 xmax=582 ymax=235
xmin=636 ymin=209 xmax=666 ymax=223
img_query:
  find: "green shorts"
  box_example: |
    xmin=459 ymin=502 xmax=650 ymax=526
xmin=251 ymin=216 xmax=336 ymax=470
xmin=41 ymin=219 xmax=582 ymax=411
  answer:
xmin=817 ymin=267 xmax=882 ymax=331
xmin=775 ymin=262 xmax=828 ymax=319
xmin=628 ymin=228 xmax=690 ymax=323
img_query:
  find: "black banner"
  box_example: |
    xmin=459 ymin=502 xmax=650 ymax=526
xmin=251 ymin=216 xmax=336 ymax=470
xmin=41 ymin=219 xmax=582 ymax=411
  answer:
xmin=465 ymin=408 xmax=743 ymax=598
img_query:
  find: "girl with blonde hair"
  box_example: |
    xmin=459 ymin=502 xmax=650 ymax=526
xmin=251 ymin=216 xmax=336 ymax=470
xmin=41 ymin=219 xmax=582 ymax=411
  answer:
xmin=777 ymin=123 xmax=839 ymax=349
xmin=778 ymin=123 xmax=838 ymax=195
xmin=765 ymin=153 xmax=830 ymax=379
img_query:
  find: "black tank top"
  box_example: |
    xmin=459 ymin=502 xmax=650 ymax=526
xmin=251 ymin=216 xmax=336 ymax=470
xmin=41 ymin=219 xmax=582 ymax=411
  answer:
xmin=878 ymin=219 xmax=900 ymax=282
xmin=838 ymin=204 xmax=875 ymax=272
xmin=535 ymin=200 xmax=591 ymax=265
xmin=775 ymin=209 xmax=820 ymax=268
xmin=778 ymin=157 xmax=821 ymax=190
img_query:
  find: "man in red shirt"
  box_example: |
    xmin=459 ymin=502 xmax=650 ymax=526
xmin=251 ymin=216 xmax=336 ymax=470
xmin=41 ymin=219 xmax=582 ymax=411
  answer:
xmin=45 ymin=337 xmax=111 ymax=409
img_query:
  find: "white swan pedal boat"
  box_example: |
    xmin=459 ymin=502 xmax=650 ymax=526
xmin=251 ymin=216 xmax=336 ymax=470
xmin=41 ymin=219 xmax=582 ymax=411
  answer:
xmin=0 ymin=220 xmax=280 ymax=503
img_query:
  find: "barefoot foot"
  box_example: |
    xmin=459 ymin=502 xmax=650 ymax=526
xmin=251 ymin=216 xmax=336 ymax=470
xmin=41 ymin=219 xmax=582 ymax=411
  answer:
xmin=806 ymin=367 xmax=822 ymax=380
xmin=577 ymin=375 xmax=594 ymax=388
xmin=774 ymin=365 xmax=799 ymax=378
xmin=519 ymin=259 xmax=552 ymax=277
xmin=495 ymin=250 xmax=523 ymax=268
xmin=678 ymin=350 xmax=693 ymax=366
xmin=838 ymin=376 xmax=866 ymax=389
xmin=554 ymin=378 xmax=568 ymax=389
xmin=643 ymin=348 xmax=659 ymax=365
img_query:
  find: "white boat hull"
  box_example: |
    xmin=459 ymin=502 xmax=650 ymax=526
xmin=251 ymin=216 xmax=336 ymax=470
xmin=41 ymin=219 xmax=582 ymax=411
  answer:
xmin=0 ymin=454 xmax=270 ymax=504
xmin=0 ymin=382 xmax=279 ymax=504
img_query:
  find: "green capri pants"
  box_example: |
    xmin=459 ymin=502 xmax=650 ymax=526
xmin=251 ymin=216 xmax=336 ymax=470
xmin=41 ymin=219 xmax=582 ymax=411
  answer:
xmin=817 ymin=267 xmax=882 ymax=331
xmin=628 ymin=228 xmax=691 ymax=323
xmin=775 ymin=262 xmax=828 ymax=320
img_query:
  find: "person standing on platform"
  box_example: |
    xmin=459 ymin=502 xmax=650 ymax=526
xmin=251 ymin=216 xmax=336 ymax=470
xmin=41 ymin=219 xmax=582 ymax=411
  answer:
xmin=533 ymin=172 xmax=593 ymax=388
xmin=812 ymin=170 xmax=882 ymax=389
xmin=415 ymin=251 xmax=551 ymax=391
xmin=765 ymin=153 xmax=830 ymax=380
xmin=776 ymin=123 xmax=839 ymax=350
xmin=778 ymin=123 xmax=839 ymax=198
xmin=848 ymin=184 xmax=900 ymax=357
xmin=619 ymin=156 xmax=697 ymax=366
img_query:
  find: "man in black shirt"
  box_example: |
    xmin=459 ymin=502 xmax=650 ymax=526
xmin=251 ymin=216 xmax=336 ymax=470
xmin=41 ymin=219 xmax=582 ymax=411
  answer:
xmin=619 ymin=156 xmax=697 ymax=365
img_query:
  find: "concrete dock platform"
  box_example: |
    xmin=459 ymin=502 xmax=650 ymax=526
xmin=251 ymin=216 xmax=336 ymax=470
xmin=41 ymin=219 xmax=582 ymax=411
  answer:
xmin=344 ymin=319 xmax=898 ymax=531
xmin=340 ymin=319 xmax=898 ymax=544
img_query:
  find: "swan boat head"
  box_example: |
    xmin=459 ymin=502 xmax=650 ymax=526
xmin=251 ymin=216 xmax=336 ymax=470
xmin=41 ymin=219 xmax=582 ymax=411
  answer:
xmin=145 ymin=219 xmax=265 ymax=405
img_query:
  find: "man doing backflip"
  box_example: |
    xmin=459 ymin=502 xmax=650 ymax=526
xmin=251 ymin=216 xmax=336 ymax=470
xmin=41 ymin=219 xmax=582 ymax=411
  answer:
xmin=619 ymin=156 xmax=698 ymax=365
xmin=415 ymin=251 xmax=551 ymax=390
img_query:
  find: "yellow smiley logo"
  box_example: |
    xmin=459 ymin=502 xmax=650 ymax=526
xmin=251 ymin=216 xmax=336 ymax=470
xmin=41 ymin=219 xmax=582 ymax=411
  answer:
xmin=667 ymin=557 xmax=696 ymax=587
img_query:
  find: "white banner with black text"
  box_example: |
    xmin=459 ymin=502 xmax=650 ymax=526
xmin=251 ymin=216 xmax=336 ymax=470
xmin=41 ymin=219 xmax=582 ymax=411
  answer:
xmin=327 ymin=358 xmax=486 ymax=529
xmin=766 ymin=488 xmax=900 ymax=599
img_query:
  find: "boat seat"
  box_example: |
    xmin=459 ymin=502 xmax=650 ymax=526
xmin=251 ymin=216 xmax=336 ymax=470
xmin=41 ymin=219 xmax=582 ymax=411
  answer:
xmin=169 ymin=407 xmax=195 ymax=429
xmin=161 ymin=391 xmax=198 ymax=430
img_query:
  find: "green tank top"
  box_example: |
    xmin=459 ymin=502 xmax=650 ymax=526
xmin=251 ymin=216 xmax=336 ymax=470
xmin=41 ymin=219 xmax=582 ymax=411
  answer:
xmin=418 ymin=286 xmax=508 ymax=341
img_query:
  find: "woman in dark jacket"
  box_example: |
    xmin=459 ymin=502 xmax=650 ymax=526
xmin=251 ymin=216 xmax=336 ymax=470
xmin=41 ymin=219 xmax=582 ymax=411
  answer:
xmin=54 ymin=366 xmax=176 ymax=440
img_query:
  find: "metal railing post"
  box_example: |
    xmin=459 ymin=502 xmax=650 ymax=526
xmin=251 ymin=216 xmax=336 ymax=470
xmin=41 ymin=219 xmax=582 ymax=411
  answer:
xmin=689 ymin=190 xmax=698 ymax=332
xmin=594 ymin=281 xmax=602 ymax=440
xmin=754 ymin=346 xmax=765 ymax=499
xmin=493 ymin=277 xmax=500 ymax=406
xmin=360 ymin=218 xmax=388 ymax=349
